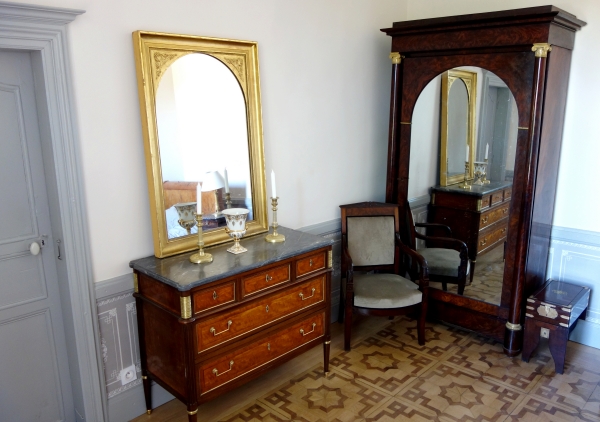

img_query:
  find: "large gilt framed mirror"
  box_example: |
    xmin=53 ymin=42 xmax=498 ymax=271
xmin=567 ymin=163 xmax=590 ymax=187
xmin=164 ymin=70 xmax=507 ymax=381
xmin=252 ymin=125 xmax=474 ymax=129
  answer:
xmin=440 ymin=69 xmax=477 ymax=186
xmin=133 ymin=31 xmax=268 ymax=258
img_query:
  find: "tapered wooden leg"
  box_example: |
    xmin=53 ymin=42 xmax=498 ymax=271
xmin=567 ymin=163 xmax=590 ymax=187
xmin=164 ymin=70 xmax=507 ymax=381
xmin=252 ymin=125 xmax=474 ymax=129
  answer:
xmin=187 ymin=407 xmax=198 ymax=422
xmin=548 ymin=326 xmax=568 ymax=374
xmin=469 ymin=260 xmax=476 ymax=285
xmin=142 ymin=374 xmax=152 ymax=414
xmin=521 ymin=320 xmax=539 ymax=363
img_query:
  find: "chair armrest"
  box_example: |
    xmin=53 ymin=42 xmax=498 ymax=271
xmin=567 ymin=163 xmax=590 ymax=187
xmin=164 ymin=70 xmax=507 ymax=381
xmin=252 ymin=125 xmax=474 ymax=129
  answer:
xmin=415 ymin=233 xmax=468 ymax=256
xmin=415 ymin=222 xmax=452 ymax=237
xmin=395 ymin=234 xmax=429 ymax=289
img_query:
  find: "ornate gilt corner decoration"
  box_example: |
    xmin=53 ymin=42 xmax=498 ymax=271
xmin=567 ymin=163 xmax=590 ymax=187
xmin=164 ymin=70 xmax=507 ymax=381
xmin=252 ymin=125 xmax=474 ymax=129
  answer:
xmin=180 ymin=296 xmax=192 ymax=319
xmin=505 ymin=321 xmax=522 ymax=331
xmin=476 ymin=199 xmax=482 ymax=211
xmin=389 ymin=52 xmax=403 ymax=65
xmin=532 ymin=43 xmax=552 ymax=58
xmin=151 ymin=50 xmax=183 ymax=82
xmin=211 ymin=53 xmax=247 ymax=93
xmin=328 ymin=250 xmax=333 ymax=269
xmin=133 ymin=272 xmax=139 ymax=293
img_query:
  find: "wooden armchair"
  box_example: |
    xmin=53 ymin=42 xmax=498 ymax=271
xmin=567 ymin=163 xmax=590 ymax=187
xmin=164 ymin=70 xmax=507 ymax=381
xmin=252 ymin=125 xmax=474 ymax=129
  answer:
xmin=400 ymin=200 xmax=470 ymax=295
xmin=340 ymin=202 xmax=429 ymax=351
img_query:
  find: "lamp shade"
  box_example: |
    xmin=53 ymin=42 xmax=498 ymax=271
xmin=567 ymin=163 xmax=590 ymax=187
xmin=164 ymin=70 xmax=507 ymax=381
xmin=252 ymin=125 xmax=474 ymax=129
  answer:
xmin=201 ymin=170 xmax=225 ymax=192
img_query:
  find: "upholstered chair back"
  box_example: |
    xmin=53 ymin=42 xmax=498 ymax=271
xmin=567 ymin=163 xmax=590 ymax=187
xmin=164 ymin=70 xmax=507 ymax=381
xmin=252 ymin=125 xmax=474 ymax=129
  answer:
xmin=347 ymin=216 xmax=395 ymax=267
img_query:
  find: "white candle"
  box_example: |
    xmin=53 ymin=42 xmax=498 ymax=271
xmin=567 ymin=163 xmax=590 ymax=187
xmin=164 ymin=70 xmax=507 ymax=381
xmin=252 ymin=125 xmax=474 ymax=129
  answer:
xmin=271 ymin=170 xmax=277 ymax=198
xmin=224 ymin=168 xmax=229 ymax=193
xmin=485 ymin=143 xmax=489 ymax=160
xmin=196 ymin=183 xmax=202 ymax=214
xmin=466 ymin=145 xmax=470 ymax=162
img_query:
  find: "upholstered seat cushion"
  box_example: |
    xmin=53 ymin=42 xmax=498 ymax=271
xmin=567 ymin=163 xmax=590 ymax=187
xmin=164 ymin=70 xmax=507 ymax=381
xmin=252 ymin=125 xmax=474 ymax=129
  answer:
xmin=418 ymin=248 xmax=469 ymax=277
xmin=351 ymin=273 xmax=422 ymax=309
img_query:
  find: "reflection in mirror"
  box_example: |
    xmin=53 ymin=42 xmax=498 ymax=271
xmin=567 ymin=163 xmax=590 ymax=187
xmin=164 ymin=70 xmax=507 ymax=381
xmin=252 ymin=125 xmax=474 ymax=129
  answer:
xmin=156 ymin=53 xmax=252 ymax=240
xmin=410 ymin=67 xmax=518 ymax=305
xmin=447 ymin=79 xmax=469 ymax=178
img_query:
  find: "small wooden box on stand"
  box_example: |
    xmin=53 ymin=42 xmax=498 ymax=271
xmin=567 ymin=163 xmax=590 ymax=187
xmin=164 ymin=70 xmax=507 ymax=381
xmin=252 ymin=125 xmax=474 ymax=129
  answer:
xmin=522 ymin=280 xmax=590 ymax=374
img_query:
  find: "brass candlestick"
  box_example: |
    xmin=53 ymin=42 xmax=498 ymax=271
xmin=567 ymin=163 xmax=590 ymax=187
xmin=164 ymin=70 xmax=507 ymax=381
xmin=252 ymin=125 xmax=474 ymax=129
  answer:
xmin=189 ymin=213 xmax=213 ymax=264
xmin=265 ymin=197 xmax=285 ymax=243
xmin=459 ymin=161 xmax=471 ymax=190
xmin=225 ymin=192 xmax=232 ymax=209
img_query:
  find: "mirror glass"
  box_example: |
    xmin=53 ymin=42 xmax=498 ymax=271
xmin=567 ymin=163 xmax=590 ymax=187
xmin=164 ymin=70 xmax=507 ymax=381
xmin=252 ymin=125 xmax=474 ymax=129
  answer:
xmin=410 ymin=67 xmax=518 ymax=305
xmin=156 ymin=53 xmax=252 ymax=239
xmin=133 ymin=31 xmax=268 ymax=258
xmin=446 ymin=79 xmax=469 ymax=178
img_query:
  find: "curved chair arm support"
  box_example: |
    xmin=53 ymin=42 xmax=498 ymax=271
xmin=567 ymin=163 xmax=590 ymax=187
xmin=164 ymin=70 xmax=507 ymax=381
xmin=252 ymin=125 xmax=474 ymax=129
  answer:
xmin=415 ymin=222 xmax=452 ymax=236
xmin=415 ymin=233 xmax=468 ymax=255
xmin=395 ymin=234 xmax=429 ymax=289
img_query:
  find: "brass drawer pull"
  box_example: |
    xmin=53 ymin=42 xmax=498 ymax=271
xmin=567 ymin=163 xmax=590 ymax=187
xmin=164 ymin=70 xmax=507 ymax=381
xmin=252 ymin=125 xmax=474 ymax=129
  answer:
xmin=266 ymin=305 xmax=269 ymax=313
xmin=267 ymin=343 xmax=271 ymax=351
xmin=481 ymin=216 xmax=489 ymax=224
xmin=265 ymin=274 xmax=272 ymax=282
xmin=503 ymin=208 xmax=509 ymax=214
xmin=210 ymin=320 xmax=232 ymax=336
xmin=299 ymin=288 xmax=316 ymax=301
xmin=309 ymin=259 xmax=313 ymax=266
xmin=212 ymin=291 xmax=218 ymax=300
xmin=300 ymin=323 xmax=317 ymax=336
xmin=501 ymin=228 xmax=507 ymax=234
xmin=212 ymin=360 xmax=234 ymax=377
xmin=481 ymin=238 xmax=487 ymax=246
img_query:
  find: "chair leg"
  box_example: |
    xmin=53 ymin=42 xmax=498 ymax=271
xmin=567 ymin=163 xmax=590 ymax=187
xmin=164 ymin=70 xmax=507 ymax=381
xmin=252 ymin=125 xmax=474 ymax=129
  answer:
xmin=457 ymin=281 xmax=466 ymax=295
xmin=344 ymin=304 xmax=352 ymax=351
xmin=417 ymin=302 xmax=427 ymax=345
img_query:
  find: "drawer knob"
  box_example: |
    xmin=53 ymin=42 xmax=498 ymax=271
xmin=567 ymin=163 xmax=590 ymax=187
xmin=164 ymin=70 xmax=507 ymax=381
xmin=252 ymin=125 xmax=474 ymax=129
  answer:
xmin=212 ymin=291 xmax=218 ymax=300
xmin=265 ymin=274 xmax=273 ymax=282
xmin=212 ymin=360 xmax=234 ymax=377
xmin=209 ymin=320 xmax=232 ymax=336
xmin=299 ymin=323 xmax=317 ymax=336
xmin=299 ymin=288 xmax=316 ymax=301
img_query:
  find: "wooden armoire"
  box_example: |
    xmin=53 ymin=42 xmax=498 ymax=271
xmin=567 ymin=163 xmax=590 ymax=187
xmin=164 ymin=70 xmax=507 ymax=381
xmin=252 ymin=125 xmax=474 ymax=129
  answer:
xmin=381 ymin=6 xmax=585 ymax=356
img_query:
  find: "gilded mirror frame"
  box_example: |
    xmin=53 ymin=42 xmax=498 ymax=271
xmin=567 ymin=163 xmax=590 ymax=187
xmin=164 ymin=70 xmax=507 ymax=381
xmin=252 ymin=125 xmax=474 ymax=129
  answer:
xmin=440 ymin=69 xmax=477 ymax=186
xmin=133 ymin=31 xmax=268 ymax=258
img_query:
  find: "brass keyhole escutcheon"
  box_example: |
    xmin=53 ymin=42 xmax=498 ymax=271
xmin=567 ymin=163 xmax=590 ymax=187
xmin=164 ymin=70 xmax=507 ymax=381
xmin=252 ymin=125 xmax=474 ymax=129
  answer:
xmin=212 ymin=291 xmax=218 ymax=300
xmin=266 ymin=305 xmax=269 ymax=313
xmin=309 ymin=259 xmax=313 ymax=266
xmin=267 ymin=343 xmax=271 ymax=351
xmin=266 ymin=274 xmax=272 ymax=282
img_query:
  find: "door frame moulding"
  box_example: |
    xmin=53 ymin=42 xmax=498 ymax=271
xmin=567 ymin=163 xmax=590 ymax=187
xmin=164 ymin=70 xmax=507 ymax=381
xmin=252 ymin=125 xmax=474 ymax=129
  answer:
xmin=0 ymin=2 xmax=106 ymax=421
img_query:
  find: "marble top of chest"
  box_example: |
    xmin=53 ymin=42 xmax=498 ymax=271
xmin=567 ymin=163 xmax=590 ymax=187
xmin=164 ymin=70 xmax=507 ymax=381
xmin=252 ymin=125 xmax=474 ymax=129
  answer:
xmin=130 ymin=226 xmax=333 ymax=292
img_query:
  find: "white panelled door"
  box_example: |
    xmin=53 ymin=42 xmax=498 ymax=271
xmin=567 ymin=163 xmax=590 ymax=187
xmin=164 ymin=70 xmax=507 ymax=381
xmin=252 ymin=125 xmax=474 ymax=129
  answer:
xmin=0 ymin=50 xmax=75 ymax=422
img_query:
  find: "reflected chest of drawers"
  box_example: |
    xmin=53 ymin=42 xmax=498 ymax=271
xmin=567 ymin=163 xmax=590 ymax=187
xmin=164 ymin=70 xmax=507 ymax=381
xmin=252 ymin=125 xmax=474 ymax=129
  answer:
xmin=130 ymin=227 xmax=333 ymax=421
xmin=429 ymin=181 xmax=512 ymax=282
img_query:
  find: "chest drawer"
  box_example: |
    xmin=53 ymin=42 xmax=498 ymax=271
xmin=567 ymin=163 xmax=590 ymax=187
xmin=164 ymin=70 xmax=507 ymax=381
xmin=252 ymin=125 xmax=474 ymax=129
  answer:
xmin=241 ymin=264 xmax=290 ymax=297
xmin=196 ymin=276 xmax=325 ymax=353
xmin=199 ymin=312 xmax=325 ymax=394
xmin=477 ymin=222 xmax=508 ymax=253
xmin=296 ymin=251 xmax=326 ymax=277
xmin=479 ymin=203 xmax=510 ymax=230
xmin=194 ymin=282 xmax=236 ymax=315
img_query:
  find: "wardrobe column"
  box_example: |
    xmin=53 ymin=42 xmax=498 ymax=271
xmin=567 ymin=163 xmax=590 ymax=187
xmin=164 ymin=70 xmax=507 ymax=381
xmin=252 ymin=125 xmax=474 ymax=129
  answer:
xmin=385 ymin=52 xmax=403 ymax=203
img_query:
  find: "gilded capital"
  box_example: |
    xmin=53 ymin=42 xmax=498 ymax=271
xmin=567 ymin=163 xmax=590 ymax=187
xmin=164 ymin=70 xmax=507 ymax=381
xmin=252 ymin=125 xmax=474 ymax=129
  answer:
xmin=532 ymin=43 xmax=552 ymax=58
xmin=389 ymin=52 xmax=402 ymax=65
xmin=180 ymin=296 xmax=192 ymax=319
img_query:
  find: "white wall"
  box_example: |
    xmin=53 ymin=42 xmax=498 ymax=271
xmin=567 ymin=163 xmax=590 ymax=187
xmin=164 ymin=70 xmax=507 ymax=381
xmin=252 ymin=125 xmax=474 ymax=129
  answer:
xmin=407 ymin=0 xmax=600 ymax=235
xmin=7 ymin=0 xmax=408 ymax=281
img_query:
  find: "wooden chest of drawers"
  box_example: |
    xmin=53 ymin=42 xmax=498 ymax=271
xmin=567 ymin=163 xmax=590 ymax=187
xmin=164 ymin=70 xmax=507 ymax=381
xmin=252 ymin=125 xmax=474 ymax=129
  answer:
xmin=130 ymin=227 xmax=332 ymax=421
xmin=429 ymin=181 xmax=512 ymax=283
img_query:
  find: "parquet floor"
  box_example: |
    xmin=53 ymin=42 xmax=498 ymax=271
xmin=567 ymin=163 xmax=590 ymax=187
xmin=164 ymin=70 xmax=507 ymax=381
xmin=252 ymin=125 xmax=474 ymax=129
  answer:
xmin=132 ymin=316 xmax=600 ymax=422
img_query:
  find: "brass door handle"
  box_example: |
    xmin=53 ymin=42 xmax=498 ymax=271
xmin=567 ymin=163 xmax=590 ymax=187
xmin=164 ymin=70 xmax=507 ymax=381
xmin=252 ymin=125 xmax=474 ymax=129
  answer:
xmin=212 ymin=360 xmax=234 ymax=377
xmin=210 ymin=320 xmax=232 ymax=336
xmin=299 ymin=288 xmax=316 ymax=301
xmin=300 ymin=323 xmax=317 ymax=336
xmin=265 ymin=274 xmax=272 ymax=282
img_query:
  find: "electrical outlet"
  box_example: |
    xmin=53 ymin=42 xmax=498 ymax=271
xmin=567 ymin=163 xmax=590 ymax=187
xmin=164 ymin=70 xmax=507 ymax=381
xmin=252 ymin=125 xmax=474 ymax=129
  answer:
xmin=119 ymin=365 xmax=137 ymax=386
xmin=540 ymin=327 xmax=550 ymax=339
